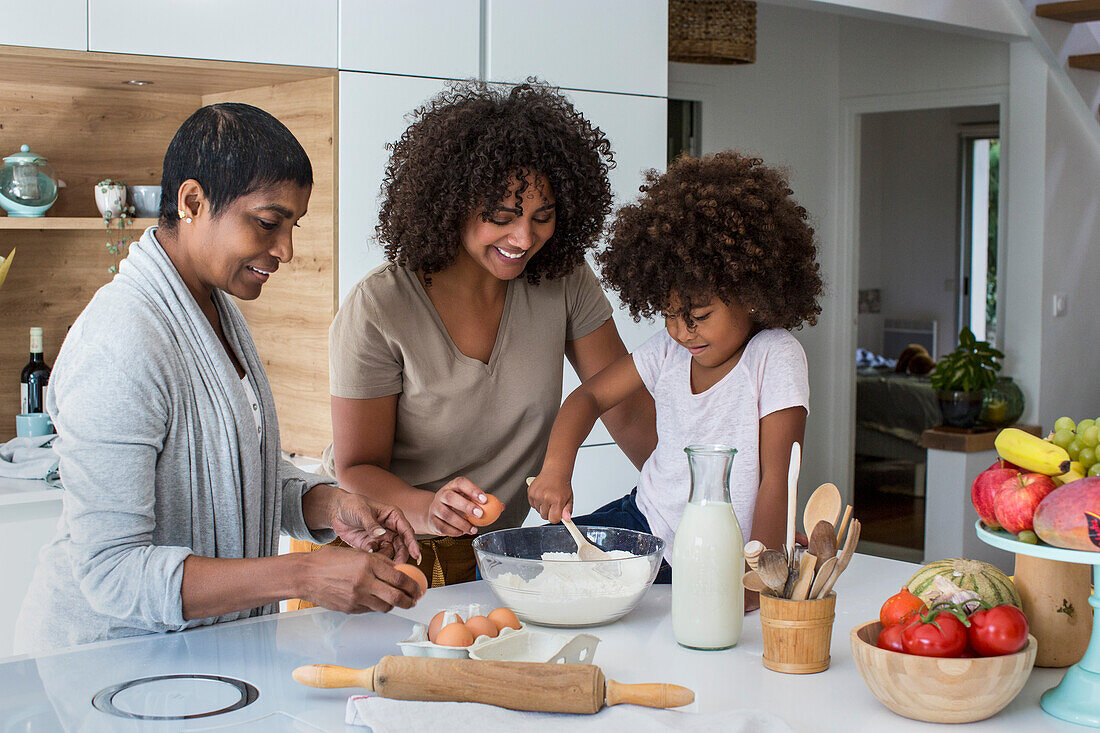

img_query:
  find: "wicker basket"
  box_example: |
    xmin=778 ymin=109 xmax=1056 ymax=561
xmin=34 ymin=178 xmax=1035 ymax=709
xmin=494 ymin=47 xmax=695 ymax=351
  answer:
xmin=669 ymin=0 xmax=756 ymax=65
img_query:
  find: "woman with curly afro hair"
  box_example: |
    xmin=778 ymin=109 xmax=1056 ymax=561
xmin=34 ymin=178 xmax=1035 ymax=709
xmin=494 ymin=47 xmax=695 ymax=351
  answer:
xmin=320 ymin=80 xmax=656 ymax=587
xmin=528 ymin=152 xmax=822 ymax=603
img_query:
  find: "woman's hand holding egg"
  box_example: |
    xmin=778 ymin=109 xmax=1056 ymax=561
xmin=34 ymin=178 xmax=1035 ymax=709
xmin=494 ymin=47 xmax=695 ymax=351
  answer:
xmin=427 ymin=477 xmax=492 ymax=536
xmin=300 ymin=545 xmax=424 ymax=613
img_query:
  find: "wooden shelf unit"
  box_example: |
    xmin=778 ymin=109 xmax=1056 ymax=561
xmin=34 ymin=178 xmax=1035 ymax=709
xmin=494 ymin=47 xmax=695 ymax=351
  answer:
xmin=0 ymin=47 xmax=337 ymax=453
xmin=0 ymin=218 xmax=158 ymax=230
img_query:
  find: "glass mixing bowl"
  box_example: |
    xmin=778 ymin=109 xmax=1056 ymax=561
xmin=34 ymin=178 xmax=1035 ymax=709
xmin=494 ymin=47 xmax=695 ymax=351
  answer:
xmin=472 ymin=526 xmax=664 ymax=627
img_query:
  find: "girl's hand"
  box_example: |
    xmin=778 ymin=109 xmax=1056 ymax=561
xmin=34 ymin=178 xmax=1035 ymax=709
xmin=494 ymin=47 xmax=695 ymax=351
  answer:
xmin=330 ymin=491 xmax=421 ymax=564
xmin=302 ymin=545 xmax=423 ymax=613
xmin=427 ymin=477 xmax=486 ymax=537
xmin=527 ymin=472 xmax=574 ymax=524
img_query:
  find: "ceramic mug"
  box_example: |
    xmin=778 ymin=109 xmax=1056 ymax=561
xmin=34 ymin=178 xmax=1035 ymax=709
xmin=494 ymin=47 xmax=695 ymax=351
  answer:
xmin=128 ymin=185 xmax=161 ymax=218
xmin=16 ymin=412 xmax=54 ymax=437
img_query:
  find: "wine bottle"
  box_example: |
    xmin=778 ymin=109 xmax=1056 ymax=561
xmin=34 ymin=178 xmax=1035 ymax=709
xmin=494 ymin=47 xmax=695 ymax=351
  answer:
xmin=20 ymin=327 xmax=51 ymax=414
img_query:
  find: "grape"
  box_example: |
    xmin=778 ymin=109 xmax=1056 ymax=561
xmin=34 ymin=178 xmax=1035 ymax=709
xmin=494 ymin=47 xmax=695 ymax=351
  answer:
xmin=1055 ymin=416 xmax=1077 ymax=432
xmin=1090 ymin=463 xmax=1100 ymax=478
xmin=1078 ymin=447 xmax=1097 ymax=469
xmin=1067 ymin=440 xmax=1082 ymax=461
xmin=1080 ymin=425 xmax=1100 ymax=449
xmin=1053 ymin=429 xmax=1076 ymax=449
xmin=1017 ymin=530 xmax=1039 ymax=544
xmin=1078 ymin=419 xmax=1097 ymax=433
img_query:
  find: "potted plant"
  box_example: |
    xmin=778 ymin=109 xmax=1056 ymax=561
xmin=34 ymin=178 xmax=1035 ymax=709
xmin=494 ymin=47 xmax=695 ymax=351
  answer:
xmin=930 ymin=327 xmax=1004 ymax=429
xmin=97 ymin=179 xmax=136 ymax=275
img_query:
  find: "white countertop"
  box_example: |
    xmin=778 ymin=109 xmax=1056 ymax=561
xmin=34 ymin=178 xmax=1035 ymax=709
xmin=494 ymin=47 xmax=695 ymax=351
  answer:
xmin=0 ymin=553 xmax=1077 ymax=732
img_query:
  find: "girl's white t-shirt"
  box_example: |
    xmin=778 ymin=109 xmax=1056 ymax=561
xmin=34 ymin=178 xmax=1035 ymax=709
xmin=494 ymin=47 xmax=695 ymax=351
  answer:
xmin=632 ymin=328 xmax=809 ymax=563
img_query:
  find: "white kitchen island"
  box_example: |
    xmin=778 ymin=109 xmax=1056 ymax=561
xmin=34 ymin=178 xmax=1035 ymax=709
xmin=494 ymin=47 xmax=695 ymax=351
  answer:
xmin=0 ymin=553 xmax=1079 ymax=732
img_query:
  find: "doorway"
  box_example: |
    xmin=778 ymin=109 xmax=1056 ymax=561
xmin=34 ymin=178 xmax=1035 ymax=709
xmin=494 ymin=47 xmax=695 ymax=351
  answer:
xmin=853 ymin=104 xmax=1001 ymax=562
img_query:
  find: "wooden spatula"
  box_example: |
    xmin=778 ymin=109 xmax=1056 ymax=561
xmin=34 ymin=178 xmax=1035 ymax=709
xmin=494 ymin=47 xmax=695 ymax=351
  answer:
xmin=293 ymin=656 xmax=695 ymax=714
xmin=816 ymin=518 xmax=861 ymax=599
xmin=790 ymin=551 xmax=817 ymax=601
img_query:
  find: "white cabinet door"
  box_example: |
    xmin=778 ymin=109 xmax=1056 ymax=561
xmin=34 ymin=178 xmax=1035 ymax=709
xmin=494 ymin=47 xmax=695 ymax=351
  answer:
xmin=559 ymin=90 xmax=666 ymax=445
xmin=485 ymin=0 xmax=667 ymax=96
xmin=339 ymin=0 xmax=479 ymax=79
xmin=0 ymin=0 xmax=86 ymax=51
xmin=338 ymin=72 xmax=455 ymax=301
xmin=88 ymin=0 xmax=338 ymax=67
xmin=522 ymin=443 xmax=640 ymax=526
xmin=0 ymin=496 xmax=63 ymax=658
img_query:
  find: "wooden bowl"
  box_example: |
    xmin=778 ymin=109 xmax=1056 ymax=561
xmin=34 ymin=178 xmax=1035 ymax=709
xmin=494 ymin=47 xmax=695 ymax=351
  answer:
xmin=850 ymin=621 xmax=1037 ymax=724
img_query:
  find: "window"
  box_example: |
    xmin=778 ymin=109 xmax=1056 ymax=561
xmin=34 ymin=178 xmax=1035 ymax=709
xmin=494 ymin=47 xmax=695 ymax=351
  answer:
xmin=959 ymin=132 xmax=1000 ymax=346
xmin=668 ymin=99 xmax=701 ymax=164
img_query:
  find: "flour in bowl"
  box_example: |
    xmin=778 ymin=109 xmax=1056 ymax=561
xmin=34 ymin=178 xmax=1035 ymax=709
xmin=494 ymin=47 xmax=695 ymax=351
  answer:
xmin=487 ymin=550 xmax=655 ymax=625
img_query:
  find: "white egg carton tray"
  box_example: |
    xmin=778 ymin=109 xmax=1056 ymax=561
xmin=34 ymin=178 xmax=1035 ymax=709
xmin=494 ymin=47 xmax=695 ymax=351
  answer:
xmin=398 ymin=604 xmax=600 ymax=664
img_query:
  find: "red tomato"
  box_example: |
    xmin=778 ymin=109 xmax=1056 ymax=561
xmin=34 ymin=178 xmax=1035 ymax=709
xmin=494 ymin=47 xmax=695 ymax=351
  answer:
xmin=880 ymin=588 xmax=927 ymax=629
xmin=876 ymin=623 xmax=906 ymax=653
xmin=967 ymin=604 xmax=1029 ymax=656
xmin=901 ymin=609 xmax=968 ymax=657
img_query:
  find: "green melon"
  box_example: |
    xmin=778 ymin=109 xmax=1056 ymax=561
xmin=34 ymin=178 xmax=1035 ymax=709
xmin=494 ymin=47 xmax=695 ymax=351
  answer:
xmin=906 ymin=558 xmax=1021 ymax=608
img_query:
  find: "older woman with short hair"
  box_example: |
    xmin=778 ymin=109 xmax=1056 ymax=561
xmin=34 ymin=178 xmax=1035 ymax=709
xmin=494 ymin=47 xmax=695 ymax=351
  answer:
xmin=15 ymin=103 xmax=422 ymax=654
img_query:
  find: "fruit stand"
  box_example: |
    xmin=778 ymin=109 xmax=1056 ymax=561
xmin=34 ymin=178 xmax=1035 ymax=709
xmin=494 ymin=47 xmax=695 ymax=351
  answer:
xmin=977 ymin=522 xmax=1100 ymax=727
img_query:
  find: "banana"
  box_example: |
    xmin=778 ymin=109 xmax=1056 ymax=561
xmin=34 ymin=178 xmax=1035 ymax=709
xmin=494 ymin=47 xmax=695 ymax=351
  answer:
xmin=994 ymin=428 xmax=1072 ymax=476
xmin=1053 ymin=461 xmax=1086 ymax=487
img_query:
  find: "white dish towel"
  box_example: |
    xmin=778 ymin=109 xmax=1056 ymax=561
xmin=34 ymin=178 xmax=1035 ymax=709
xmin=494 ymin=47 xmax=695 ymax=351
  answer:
xmin=346 ymin=695 xmax=795 ymax=732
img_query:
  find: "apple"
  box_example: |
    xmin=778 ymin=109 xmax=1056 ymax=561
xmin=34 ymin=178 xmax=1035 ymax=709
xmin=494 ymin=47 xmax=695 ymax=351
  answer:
xmin=993 ymin=472 xmax=1057 ymax=534
xmin=972 ymin=466 xmax=1021 ymax=528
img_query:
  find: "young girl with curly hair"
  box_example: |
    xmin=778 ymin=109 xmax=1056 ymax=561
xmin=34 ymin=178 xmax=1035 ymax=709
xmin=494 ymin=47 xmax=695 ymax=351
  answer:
xmin=528 ymin=152 xmax=823 ymax=598
xmin=318 ymin=80 xmax=656 ymax=587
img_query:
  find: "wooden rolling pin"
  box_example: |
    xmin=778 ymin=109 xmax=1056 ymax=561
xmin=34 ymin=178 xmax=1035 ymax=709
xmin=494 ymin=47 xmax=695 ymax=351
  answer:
xmin=292 ymin=656 xmax=694 ymax=715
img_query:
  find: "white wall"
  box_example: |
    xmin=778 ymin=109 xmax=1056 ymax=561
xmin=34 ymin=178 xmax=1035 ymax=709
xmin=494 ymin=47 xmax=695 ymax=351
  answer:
xmin=1040 ymin=74 xmax=1100 ymax=424
xmin=671 ymin=2 xmax=1011 ymax=506
xmin=858 ymin=105 xmax=1000 ymax=359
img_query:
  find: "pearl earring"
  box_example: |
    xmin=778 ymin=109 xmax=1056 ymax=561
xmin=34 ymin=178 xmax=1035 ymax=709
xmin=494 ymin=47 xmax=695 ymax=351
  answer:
xmin=179 ymin=211 xmax=192 ymax=223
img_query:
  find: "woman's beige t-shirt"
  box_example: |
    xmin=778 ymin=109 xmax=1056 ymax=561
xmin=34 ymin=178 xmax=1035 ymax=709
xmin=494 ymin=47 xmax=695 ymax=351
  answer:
xmin=327 ymin=262 xmax=613 ymax=530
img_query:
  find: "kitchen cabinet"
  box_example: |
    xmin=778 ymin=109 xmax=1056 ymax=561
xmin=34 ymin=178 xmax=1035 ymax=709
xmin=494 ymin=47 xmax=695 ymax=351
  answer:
xmin=0 ymin=0 xmax=86 ymax=51
xmin=337 ymin=72 xmax=456 ymax=301
xmin=0 ymin=483 xmax=63 ymax=659
xmin=561 ymin=89 xmax=667 ymax=445
xmin=484 ymin=0 xmax=667 ymax=97
xmin=88 ymin=0 xmax=338 ymax=68
xmin=339 ymin=0 xmax=480 ymax=80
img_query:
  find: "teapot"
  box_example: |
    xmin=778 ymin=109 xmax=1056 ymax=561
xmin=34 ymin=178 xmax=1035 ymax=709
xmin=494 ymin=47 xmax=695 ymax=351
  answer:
xmin=0 ymin=145 xmax=59 ymax=217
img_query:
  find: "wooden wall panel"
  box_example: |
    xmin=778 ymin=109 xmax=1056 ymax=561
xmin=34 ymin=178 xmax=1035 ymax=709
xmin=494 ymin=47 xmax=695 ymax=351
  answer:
xmin=202 ymin=77 xmax=337 ymax=456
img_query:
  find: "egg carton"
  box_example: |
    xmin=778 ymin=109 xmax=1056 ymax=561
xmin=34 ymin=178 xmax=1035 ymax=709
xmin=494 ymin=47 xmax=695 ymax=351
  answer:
xmin=398 ymin=603 xmax=600 ymax=664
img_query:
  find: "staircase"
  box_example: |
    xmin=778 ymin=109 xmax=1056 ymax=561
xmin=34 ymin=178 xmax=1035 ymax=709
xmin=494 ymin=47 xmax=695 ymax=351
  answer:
xmin=1031 ymin=1 xmax=1100 ymax=118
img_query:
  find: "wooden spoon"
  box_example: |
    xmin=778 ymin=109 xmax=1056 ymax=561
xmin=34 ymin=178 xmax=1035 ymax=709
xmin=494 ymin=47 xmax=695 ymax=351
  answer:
xmin=835 ymin=505 xmax=853 ymax=546
xmin=741 ymin=570 xmax=772 ymax=595
xmin=817 ymin=518 xmax=861 ymax=599
xmin=809 ymin=556 xmax=837 ymax=600
xmin=785 ymin=442 xmax=801 ymax=570
xmin=744 ymin=540 xmax=766 ymax=571
xmin=756 ymin=549 xmax=788 ymax=596
xmin=790 ymin=551 xmax=817 ymax=601
xmin=803 ymin=483 xmax=842 ymax=538
xmin=808 ymin=520 xmax=837 ymax=573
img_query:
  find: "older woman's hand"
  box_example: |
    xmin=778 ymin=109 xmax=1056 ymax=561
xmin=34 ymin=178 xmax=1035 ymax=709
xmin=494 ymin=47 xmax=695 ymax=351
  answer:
xmin=302 ymin=545 xmax=423 ymax=613
xmin=329 ymin=491 xmax=421 ymax=564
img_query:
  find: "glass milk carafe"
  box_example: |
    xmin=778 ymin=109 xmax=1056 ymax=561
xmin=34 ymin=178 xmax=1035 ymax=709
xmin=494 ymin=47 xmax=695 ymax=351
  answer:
xmin=672 ymin=444 xmax=745 ymax=649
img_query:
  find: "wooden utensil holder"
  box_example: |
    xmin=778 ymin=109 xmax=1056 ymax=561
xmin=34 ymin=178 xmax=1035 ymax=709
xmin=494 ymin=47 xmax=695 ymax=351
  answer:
xmin=759 ymin=591 xmax=836 ymax=674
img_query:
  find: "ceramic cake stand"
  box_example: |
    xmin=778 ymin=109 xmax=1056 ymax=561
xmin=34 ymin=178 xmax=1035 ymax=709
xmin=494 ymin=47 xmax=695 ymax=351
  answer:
xmin=977 ymin=521 xmax=1100 ymax=727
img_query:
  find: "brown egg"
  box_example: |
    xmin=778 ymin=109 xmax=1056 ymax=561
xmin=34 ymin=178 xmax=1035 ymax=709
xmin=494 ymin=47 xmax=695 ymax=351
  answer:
xmin=465 ymin=494 xmax=506 ymax=527
xmin=393 ymin=563 xmax=428 ymax=593
xmin=428 ymin=611 xmax=463 ymax=643
xmin=464 ymin=615 xmax=499 ymax=640
xmin=487 ymin=607 xmax=522 ymax=633
xmin=435 ymin=622 xmax=475 ymax=648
